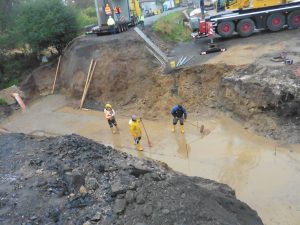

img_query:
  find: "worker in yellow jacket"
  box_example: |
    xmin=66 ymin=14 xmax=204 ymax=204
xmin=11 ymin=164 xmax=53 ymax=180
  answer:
xmin=129 ymin=115 xmax=143 ymax=151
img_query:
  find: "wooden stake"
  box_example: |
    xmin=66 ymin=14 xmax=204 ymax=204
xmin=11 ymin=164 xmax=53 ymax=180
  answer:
xmin=140 ymin=119 xmax=152 ymax=147
xmin=80 ymin=61 xmax=97 ymax=109
xmin=80 ymin=59 xmax=94 ymax=109
xmin=51 ymin=56 xmax=61 ymax=94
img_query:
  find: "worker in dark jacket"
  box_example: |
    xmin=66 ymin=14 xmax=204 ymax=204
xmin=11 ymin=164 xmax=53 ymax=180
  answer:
xmin=171 ymin=105 xmax=187 ymax=133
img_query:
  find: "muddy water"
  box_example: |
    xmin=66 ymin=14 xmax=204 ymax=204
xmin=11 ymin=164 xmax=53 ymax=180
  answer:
xmin=1 ymin=95 xmax=300 ymax=225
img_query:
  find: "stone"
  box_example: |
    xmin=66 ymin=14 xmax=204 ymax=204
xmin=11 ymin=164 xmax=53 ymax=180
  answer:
xmin=83 ymin=221 xmax=91 ymax=225
xmin=162 ymin=209 xmax=170 ymax=214
xmin=67 ymin=195 xmax=96 ymax=209
xmin=35 ymin=169 xmax=43 ymax=175
xmin=114 ymin=198 xmax=126 ymax=214
xmin=90 ymin=212 xmax=102 ymax=222
xmin=111 ymin=181 xmax=126 ymax=195
xmin=125 ymin=190 xmax=135 ymax=204
xmin=142 ymin=204 xmax=153 ymax=217
xmin=136 ymin=193 xmax=145 ymax=204
xmin=62 ymin=174 xmax=85 ymax=193
xmin=86 ymin=177 xmax=99 ymax=190
xmin=79 ymin=185 xmax=87 ymax=195
xmin=47 ymin=208 xmax=60 ymax=222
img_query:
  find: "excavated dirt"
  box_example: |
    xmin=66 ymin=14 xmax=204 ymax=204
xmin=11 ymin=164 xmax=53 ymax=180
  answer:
xmin=20 ymin=30 xmax=300 ymax=143
xmin=0 ymin=133 xmax=264 ymax=225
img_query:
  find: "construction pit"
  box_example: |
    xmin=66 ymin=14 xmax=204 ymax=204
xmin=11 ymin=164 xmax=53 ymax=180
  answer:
xmin=1 ymin=29 xmax=300 ymax=225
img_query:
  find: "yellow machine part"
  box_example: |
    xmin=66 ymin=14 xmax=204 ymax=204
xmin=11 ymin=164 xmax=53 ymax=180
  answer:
xmin=133 ymin=0 xmax=141 ymax=17
xmin=253 ymin=0 xmax=286 ymax=8
xmin=226 ymin=0 xmax=250 ymax=10
xmin=226 ymin=0 xmax=286 ymax=10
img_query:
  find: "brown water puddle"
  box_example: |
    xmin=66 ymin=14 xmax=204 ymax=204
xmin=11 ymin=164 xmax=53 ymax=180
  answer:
xmin=1 ymin=95 xmax=300 ymax=225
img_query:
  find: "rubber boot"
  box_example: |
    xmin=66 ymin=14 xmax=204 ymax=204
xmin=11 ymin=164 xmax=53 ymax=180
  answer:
xmin=136 ymin=143 xmax=143 ymax=151
xmin=115 ymin=126 xmax=119 ymax=133
xmin=111 ymin=127 xmax=116 ymax=134
xmin=180 ymin=125 xmax=185 ymax=134
xmin=171 ymin=125 xmax=175 ymax=133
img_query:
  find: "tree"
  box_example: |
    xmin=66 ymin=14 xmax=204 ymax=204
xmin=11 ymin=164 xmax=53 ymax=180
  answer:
xmin=14 ymin=0 xmax=79 ymax=55
xmin=0 ymin=0 xmax=19 ymax=32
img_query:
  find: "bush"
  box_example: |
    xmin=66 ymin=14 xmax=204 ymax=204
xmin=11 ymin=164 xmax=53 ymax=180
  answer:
xmin=0 ymin=98 xmax=7 ymax=106
xmin=77 ymin=7 xmax=98 ymax=29
xmin=153 ymin=12 xmax=191 ymax=42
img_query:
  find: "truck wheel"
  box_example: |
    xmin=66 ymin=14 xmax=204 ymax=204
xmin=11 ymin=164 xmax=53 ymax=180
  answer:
xmin=267 ymin=13 xmax=285 ymax=32
xmin=117 ymin=25 xmax=122 ymax=33
xmin=287 ymin=11 xmax=300 ymax=29
xmin=237 ymin=19 xmax=255 ymax=37
xmin=217 ymin=21 xmax=235 ymax=37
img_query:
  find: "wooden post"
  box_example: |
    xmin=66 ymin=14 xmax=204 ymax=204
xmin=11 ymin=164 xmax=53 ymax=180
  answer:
xmin=51 ymin=56 xmax=61 ymax=94
xmin=80 ymin=60 xmax=97 ymax=109
xmin=80 ymin=59 xmax=94 ymax=109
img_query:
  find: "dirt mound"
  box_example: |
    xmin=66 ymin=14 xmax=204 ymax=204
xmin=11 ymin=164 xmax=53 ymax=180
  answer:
xmin=58 ymin=32 xmax=160 ymax=104
xmin=0 ymin=133 xmax=263 ymax=225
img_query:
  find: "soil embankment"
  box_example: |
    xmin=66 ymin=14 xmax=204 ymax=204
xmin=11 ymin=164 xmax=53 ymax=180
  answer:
xmin=20 ymin=30 xmax=300 ymax=143
xmin=0 ymin=133 xmax=263 ymax=225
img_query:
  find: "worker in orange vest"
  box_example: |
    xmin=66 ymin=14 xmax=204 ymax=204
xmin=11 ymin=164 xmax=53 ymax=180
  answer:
xmin=105 ymin=3 xmax=112 ymax=15
xmin=104 ymin=103 xmax=119 ymax=133
xmin=114 ymin=6 xmax=121 ymax=21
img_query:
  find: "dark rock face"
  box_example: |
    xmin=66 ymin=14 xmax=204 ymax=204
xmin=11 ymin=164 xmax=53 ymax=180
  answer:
xmin=0 ymin=133 xmax=264 ymax=225
xmin=220 ymin=64 xmax=300 ymax=143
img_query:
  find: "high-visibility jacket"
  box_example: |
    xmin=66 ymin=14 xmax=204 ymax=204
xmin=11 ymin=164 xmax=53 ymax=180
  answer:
xmin=129 ymin=119 xmax=142 ymax=138
xmin=104 ymin=108 xmax=115 ymax=120
xmin=105 ymin=4 xmax=112 ymax=15
xmin=107 ymin=16 xmax=115 ymax=26
xmin=114 ymin=6 xmax=121 ymax=14
xmin=140 ymin=14 xmax=144 ymax=21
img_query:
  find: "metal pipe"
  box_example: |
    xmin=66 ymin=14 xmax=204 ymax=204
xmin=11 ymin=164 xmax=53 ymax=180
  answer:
xmin=176 ymin=56 xmax=184 ymax=67
xmin=178 ymin=56 xmax=187 ymax=67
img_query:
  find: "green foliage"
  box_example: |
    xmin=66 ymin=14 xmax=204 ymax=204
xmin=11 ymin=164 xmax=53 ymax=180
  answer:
xmin=71 ymin=0 xmax=94 ymax=9
xmin=0 ymin=78 xmax=19 ymax=89
xmin=153 ymin=12 xmax=191 ymax=43
xmin=0 ymin=0 xmax=18 ymax=32
xmin=76 ymin=7 xmax=97 ymax=28
xmin=14 ymin=0 xmax=79 ymax=54
xmin=0 ymin=98 xmax=8 ymax=106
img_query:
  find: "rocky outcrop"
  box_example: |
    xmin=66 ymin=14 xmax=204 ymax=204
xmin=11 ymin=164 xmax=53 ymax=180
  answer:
xmin=219 ymin=64 xmax=300 ymax=142
xmin=0 ymin=133 xmax=264 ymax=225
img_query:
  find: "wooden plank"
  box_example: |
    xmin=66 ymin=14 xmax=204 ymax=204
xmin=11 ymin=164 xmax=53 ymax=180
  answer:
xmin=80 ymin=59 xmax=94 ymax=109
xmin=80 ymin=61 xmax=97 ymax=109
xmin=51 ymin=56 xmax=62 ymax=94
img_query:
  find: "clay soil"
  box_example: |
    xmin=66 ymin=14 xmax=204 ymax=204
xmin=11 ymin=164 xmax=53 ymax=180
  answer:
xmin=20 ymin=29 xmax=300 ymax=143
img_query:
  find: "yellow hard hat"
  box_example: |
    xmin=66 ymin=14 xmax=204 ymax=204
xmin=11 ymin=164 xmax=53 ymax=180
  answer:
xmin=105 ymin=103 xmax=112 ymax=109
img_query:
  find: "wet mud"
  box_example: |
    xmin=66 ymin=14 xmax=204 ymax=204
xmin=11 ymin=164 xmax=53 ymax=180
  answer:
xmin=1 ymin=95 xmax=300 ymax=225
